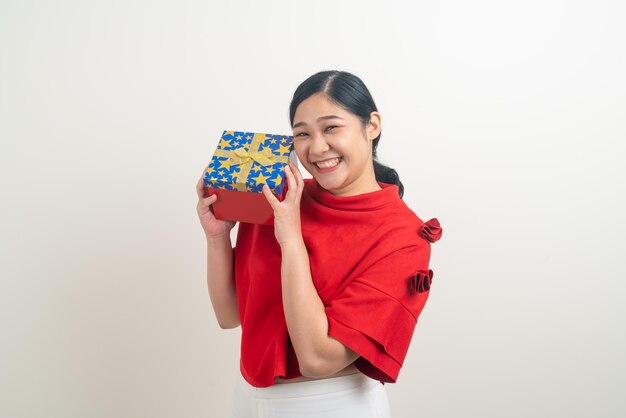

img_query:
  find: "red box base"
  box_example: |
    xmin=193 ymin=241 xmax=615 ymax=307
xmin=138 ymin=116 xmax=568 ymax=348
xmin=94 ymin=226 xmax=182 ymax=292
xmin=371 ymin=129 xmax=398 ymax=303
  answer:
xmin=206 ymin=185 xmax=288 ymax=225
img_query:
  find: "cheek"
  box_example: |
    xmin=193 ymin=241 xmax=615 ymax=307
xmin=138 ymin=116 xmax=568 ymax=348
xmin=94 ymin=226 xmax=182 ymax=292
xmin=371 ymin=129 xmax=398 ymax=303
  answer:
xmin=293 ymin=145 xmax=310 ymax=168
xmin=293 ymin=145 xmax=305 ymax=162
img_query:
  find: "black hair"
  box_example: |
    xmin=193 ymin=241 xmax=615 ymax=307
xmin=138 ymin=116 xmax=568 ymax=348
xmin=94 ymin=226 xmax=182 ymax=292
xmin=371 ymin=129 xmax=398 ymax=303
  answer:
xmin=288 ymin=70 xmax=404 ymax=199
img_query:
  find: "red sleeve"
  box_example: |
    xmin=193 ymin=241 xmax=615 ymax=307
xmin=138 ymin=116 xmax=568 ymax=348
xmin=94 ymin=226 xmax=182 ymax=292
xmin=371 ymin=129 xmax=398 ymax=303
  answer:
xmin=324 ymin=239 xmax=432 ymax=383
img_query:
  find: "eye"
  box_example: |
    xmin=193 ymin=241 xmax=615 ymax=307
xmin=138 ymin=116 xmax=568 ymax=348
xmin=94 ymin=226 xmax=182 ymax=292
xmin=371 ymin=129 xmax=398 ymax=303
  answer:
xmin=325 ymin=125 xmax=338 ymax=132
xmin=295 ymin=132 xmax=308 ymax=137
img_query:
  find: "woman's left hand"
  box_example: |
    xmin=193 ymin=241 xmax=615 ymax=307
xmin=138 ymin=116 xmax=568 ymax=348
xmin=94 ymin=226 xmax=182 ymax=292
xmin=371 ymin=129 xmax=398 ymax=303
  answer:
xmin=262 ymin=161 xmax=305 ymax=247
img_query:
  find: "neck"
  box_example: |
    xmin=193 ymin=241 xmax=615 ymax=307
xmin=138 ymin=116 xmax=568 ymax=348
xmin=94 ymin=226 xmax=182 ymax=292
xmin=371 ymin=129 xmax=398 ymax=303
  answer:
xmin=329 ymin=176 xmax=381 ymax=197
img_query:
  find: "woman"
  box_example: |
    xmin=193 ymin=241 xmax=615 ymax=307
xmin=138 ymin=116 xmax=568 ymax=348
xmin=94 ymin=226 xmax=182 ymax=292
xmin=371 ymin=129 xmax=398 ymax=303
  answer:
xmin=196 ymin=70 xmax=442 ymax=417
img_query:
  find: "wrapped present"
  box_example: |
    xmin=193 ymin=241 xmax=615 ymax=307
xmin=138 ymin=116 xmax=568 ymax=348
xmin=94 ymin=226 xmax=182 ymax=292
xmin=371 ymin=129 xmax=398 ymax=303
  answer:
xmin=203 ymin=130 xmax=297 ymax=225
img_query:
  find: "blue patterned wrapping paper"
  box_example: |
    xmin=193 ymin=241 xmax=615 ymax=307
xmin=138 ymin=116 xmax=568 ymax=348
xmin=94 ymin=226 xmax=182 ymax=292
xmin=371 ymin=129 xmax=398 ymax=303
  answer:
xmin=203 ymin=130 xmax=295 ymax=195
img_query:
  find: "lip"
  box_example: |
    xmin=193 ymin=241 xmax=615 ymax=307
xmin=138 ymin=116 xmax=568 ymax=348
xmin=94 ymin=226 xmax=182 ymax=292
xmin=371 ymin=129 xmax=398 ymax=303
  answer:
xmin=313 ymin=157 xmax=342 ymax=173
xmin=312 ymin=156 xmax=342 ymax=163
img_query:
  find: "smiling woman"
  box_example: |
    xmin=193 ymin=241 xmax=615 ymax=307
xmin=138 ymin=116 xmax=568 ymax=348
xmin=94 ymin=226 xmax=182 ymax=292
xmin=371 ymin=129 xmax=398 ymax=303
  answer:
xmin=198 ymin=70 xmax=442 ymax=418
xmin=291 ymin=93 xmax=382 ymax=197
xmin=289 ymin=72 xmax=404 ymax=198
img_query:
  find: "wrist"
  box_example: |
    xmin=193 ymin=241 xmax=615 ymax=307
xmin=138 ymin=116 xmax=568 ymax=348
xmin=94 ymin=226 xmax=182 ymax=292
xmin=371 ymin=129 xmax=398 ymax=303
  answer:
xmin=279 ymin=235 xmax=305 ymax=250
xmin=206 ymin=231 xmax=231 ymax=243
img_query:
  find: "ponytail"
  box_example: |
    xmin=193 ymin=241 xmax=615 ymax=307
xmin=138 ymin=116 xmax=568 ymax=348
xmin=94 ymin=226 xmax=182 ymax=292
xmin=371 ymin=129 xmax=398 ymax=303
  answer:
xmin=373 ymin=159 xmax=404 ymax=199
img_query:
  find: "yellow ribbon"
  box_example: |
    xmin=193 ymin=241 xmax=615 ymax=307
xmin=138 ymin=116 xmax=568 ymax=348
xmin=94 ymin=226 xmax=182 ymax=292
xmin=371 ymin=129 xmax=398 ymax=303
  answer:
xmin=210 ymin=133 xmax=290 ymax=192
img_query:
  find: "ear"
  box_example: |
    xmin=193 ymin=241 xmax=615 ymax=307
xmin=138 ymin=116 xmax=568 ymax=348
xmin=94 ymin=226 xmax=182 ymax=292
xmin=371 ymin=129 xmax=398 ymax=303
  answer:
xmin=367 ymin=111 xmax=382 ymax=141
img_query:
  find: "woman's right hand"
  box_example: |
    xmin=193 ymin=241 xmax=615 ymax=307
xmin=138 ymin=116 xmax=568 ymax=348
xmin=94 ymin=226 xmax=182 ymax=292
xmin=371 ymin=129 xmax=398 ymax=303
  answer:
xmin=196 ymin=175 xmax=236 ymax=238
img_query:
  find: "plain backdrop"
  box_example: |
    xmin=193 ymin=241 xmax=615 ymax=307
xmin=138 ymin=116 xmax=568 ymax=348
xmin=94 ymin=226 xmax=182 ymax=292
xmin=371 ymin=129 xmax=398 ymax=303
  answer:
xmin=1 ymin=1 xmax=625 ymax=417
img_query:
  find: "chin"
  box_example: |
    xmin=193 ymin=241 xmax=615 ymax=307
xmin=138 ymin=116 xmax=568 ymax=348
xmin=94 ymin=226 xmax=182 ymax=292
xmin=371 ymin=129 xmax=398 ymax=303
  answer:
xmin=315 ymin=177 xmax=345 ymax=193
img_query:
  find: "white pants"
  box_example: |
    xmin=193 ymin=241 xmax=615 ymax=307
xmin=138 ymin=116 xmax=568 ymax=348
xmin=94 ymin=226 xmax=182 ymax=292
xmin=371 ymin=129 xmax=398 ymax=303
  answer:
xmin=227 ymin=372 xmax=392 ymax=418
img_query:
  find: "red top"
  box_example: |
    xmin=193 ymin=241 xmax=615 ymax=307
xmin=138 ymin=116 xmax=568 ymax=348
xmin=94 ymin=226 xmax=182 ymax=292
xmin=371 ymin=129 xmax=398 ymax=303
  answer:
xmin=233 ymin=178 xmax=442 ymax=388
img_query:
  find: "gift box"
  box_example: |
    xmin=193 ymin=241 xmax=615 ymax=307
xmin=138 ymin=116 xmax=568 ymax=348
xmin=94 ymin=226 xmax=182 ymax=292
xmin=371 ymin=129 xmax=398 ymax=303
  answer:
xmin=203 ymin=130 xmax=296 ymax=225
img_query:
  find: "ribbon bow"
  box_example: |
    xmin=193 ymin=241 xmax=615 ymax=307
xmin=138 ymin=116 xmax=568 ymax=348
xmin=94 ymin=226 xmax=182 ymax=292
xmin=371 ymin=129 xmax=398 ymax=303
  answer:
xmin=210 ymin=132 xmax=290 ymax=192
xmin=232 ymin=146 xmax=277 ymax=167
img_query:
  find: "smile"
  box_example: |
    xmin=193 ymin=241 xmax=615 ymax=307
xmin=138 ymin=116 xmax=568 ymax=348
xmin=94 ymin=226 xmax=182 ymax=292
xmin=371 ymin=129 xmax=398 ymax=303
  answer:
xmin=314 ymin=157 xmax=342 ymax=172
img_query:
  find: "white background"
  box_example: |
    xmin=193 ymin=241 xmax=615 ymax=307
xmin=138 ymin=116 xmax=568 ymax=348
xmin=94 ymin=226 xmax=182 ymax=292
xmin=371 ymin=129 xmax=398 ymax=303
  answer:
xmin=1 ymin=1 xmax=625 ymax=417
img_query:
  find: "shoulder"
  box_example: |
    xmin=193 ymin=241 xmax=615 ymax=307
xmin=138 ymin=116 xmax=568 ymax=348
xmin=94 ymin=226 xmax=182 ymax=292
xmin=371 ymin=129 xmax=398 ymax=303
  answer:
xmin=367 ymin=204 xmax=442 ymax=268
xmin=378 ymin=198 xmax=423 ymax=238
xmin=300 ymin=178 xmax=442 ymax=244
xmin=383 ymin=190 xmax=443 ymax=244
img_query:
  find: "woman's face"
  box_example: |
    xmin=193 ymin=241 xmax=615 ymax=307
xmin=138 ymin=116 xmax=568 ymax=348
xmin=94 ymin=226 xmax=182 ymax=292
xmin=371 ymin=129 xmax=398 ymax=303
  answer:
xmin=292 ymin=93 xmax=382 ymax=196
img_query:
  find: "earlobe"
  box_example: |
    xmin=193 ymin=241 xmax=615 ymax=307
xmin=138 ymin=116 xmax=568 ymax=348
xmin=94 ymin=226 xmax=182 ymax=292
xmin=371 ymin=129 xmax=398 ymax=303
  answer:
xmin=368 ymin=111 xmax=381 ymax=141
xmin=368 ymin=126 xmax=380 ymax=142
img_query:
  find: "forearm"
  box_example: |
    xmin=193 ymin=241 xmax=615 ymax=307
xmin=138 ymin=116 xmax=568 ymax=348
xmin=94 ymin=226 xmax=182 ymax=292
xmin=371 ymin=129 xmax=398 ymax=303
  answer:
xmin=206 ymin=233 xmax=239 ymax=329
xmin=280 ymin=239 xmax=330 ymax=372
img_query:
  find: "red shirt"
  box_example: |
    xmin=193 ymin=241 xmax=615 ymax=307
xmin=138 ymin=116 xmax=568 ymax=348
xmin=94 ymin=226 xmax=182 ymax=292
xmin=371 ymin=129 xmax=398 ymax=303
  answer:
xmin=233 ymin=178 xmax=441 ymax=388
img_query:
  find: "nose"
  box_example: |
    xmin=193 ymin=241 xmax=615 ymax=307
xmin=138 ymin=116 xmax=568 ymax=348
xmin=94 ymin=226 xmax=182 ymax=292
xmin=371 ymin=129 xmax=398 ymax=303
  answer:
xmin=309 ymin=133 xmax=330 ymax=156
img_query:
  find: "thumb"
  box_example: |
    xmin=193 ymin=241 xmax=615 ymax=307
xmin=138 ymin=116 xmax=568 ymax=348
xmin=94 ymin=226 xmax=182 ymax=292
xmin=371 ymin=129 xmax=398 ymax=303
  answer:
xmin=261 ymin=184 xmax=278 ymax=209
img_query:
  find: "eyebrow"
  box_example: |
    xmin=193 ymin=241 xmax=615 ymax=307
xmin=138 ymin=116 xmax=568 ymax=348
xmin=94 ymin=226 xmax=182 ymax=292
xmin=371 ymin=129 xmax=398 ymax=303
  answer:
xmin=293 ymin=115 xmax=345 ymax=129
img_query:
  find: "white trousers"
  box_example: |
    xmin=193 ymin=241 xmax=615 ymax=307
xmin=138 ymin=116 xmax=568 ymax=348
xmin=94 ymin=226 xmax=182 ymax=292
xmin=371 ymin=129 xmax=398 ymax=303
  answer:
xmin=227 ymin=372 xmax=392 ymax=418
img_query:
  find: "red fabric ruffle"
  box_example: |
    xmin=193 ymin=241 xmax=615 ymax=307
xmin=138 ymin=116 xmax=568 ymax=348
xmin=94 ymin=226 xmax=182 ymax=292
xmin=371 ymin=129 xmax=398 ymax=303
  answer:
xmin=418 ymin=218 xmax=442 ymax=243
xmin=410 ymin=269 xmax=433 ymax=293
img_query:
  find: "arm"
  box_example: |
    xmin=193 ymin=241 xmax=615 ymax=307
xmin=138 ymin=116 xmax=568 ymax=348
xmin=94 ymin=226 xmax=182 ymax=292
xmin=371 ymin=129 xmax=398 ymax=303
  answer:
xmin=261 ymin=163 xmax=358 ymax=377
xmin=196 ymin=176 xmax=239 ymax=330
xmin=206 ymin=233 xmax=240 ymax=329
xmin=280 ymin=239 xmax=360 ymax=378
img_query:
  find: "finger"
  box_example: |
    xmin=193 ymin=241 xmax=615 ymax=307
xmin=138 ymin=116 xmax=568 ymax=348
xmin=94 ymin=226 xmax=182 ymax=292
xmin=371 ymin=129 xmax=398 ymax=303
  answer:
xmin=196 ymin=177 xmax=205 ymax=199
xmin=285 ymin=163 xmax=304 ymax=203
xmin=261 ymin=184 xmax=279 ymax=209
xmin=197 ymin=174 xmax=212 ymax=199
xmin=197 ymin=196 xmax=216 ymax=216
xmin=202 ymin=194 xmax=217 ymax=207
xmin=284 ymin=164 xmax=298 ymax=202
xmin=288 ymin=163 xmax=304 ymax=206
xmin=288 ymin=161 xmax=304 ymax=189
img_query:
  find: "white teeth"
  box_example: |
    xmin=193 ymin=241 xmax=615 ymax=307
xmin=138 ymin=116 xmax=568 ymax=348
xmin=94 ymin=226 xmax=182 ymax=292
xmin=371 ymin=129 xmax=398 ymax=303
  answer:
xmin=315 ymin=157 xmax=341 ymax=169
